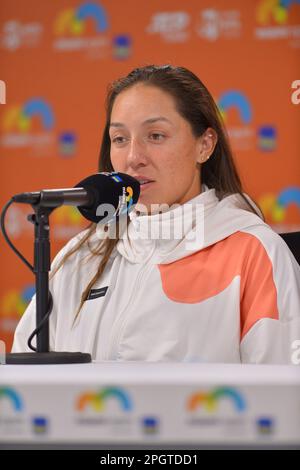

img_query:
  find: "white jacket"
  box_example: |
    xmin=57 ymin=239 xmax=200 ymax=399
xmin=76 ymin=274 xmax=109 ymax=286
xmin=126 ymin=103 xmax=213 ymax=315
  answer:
xmin=12 ymin=187 xmax=300 ymax=363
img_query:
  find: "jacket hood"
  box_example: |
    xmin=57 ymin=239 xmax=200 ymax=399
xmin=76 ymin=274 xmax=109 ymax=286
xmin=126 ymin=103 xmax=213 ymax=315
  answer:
xmin=113 ymin=186 xmax=267 ymax=264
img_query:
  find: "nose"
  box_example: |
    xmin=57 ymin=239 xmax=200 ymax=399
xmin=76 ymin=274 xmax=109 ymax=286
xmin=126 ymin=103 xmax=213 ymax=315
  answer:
xmin=126 ymin=137 xmax=148 ymax=170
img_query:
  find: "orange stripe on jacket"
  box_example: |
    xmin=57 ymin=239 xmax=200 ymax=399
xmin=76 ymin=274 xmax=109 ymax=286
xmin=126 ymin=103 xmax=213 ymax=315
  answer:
xmin=157 ymin=231 xmax=279 ymax=341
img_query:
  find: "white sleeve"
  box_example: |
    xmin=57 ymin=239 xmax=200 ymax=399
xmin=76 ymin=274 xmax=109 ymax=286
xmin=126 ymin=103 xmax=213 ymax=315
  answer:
xmin=240 ymin=230 xmax=300 ymax=364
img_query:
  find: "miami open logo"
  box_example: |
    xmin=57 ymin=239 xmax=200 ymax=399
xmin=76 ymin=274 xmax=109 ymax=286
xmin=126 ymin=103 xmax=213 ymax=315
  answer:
xmin=75 ymin=386 xmax=133 ymax=430
xmin=257 ymin=0 xmax=300 ymax=25
xmin=0 ymin=387 xmax=23 ymax=412
xmin=1 ymin=97 xmax=56 ymax=154
xmin=187 ymin=387 xmax=246 ymax=414
xmin=186 ymin=386 xmax=247 ymax=435
xmin=0 ymin=387 xmax=25 ymax=434
xmin=76 ymin=387 xmax=132 ymax=412
xmin=255 ymin=0 xmax=300 ymax=41
xmin=218 ymin=90 xmax=277 ymax=152
xmin=0 ymin=284 xmax=35 ymax=335
xmin=52 ymin=206 xmax=86 ymax=240
xmin=258 ymin=187 xmax=300 ymax=229
xmin=53 ymin=2 xmax=110 ymax=58
xmin=218 ymin=90 xmax=254 ymax=151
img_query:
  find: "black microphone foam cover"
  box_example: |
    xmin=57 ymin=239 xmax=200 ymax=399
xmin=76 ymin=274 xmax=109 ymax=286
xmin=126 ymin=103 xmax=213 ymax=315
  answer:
xmin=74 ymin=172 xmax=140 ymax=223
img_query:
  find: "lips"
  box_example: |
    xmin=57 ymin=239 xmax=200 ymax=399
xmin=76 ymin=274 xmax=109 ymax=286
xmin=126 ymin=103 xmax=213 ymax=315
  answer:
xmin=132 ymin=175 xmax=155 ymax=186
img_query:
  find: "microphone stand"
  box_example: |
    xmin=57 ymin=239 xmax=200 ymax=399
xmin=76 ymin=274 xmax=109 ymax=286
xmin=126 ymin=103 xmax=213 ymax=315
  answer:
xmin=6 ymin=202 xmax=91 ymax=364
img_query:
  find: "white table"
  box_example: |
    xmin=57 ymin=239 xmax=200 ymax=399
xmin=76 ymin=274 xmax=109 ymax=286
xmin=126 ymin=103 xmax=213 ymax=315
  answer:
xmin=0 ymin=362 xmax=299 ymax=449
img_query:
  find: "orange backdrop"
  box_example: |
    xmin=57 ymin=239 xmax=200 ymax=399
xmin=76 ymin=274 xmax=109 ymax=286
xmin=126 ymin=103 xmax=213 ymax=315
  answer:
xmin=0 ymin=0 xmax=299 ymax=350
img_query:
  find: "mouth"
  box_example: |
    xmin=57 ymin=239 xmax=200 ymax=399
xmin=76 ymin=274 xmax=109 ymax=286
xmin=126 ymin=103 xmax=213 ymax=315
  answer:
xmin=139 ymin=181 xmax=154 ymax=191
xmin=132 ymin=176 xmax=155 ymax=190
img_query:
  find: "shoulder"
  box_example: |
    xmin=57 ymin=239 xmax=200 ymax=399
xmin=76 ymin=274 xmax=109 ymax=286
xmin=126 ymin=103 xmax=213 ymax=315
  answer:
xmin=238 ymin=225 xmax=298 ymax=267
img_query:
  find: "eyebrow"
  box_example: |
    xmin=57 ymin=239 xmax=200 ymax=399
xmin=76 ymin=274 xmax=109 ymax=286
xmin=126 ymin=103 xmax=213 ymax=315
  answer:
xmin=109 ymin=117 xmax=173 ymax=128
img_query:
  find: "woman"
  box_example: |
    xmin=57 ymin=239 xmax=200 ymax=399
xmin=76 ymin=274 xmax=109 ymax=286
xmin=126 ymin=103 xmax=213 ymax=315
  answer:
xmin=12 ymin=64 xmax=300 ymax=363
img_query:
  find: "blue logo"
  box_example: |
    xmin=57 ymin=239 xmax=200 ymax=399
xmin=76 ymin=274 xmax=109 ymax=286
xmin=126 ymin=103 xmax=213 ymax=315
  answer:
xmin=0 ymin=387 xmax=23 ymax=412
xmin=218 ymin=91 xmax=252 ymax=124
xmin=59 ymin=131 xmax=77 ymax=157
xmin=256 ymin=416 xmax=275 ymax=435
xmin=32 ymin=416 xmax=49 ymax=435
xmin=258 ymin=125 xmax=277 ymax=151
xmin=142 ymin=416 xmax=159 ymax=434
xmin=113 ymin=35 xmax=132 ymax=59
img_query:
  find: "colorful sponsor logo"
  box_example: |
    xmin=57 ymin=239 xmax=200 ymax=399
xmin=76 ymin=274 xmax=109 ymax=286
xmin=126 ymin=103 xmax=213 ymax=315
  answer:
xmin=1 ymin=285 xmax=35 ymax=318
xmin=217 ymin=90 xmax=256 ymax=151
xmin=255 ymin=0 xmax=300 ymax=43
xmin=142 ymin=416 xmax=159 ymax=434
xmin=76 ymin=387 xmax=132 ymax=412
xmin=113 ymin=35 xmax=132 ymax=59
xmin=126 ymin=186 xmax=134 ymax=210
xmin=257 ymin=0 xmax=300 ymax=25
xmin=3 ymin=98 xmax=54 ymax=133
xmin=53 ymin=2 xmax=110 ymax=57
xmin=259 ymin=187 xmax=300 ymax=222
xmin=1 ymin=98 xmax=56 ymax=153
xmin=0 ymin=387 xmax=23 ymax=412
xmin=52 ymin=206 xmax=85 ymax=240
xmin=54 ymin=2 xmax=108 ymax=35
xmin=187 ymin=387 xmax=246 ymax=413
xmin=58 ymin=131 xmax=77 ymax=157
xmin=0 ymin=285 xmax=34 ymax=334
xmin=256 ymin=416 xmax=275 ymax=435
xmin=112 ymin=174 xmax=123 ymax=183
xmin=32 ymin=416 xmax=49 ymax=435
xmin=257 ymin=125 xmax=277 ymax=151
xmin=218 ymin=91 xmax=252 ymax=124
xmin=52 ymin=206 xmax=82 ymax=225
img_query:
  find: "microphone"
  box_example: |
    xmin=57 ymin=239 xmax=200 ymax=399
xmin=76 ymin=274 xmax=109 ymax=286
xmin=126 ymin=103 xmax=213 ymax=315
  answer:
xmin=12 ymin=172 xmax=140 ymax=223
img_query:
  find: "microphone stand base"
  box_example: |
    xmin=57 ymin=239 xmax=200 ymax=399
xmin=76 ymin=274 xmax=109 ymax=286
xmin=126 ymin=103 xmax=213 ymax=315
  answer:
xmin=5 ymin=352 xmax=92 ymax=365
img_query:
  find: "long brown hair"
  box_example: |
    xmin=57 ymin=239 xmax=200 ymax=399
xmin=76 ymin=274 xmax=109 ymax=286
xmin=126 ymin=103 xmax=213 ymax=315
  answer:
xmin=53 ymin=64 xmax=263 ymax=318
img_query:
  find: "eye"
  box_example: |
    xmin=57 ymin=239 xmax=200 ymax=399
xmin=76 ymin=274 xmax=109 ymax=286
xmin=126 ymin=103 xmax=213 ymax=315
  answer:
xmin=111 ymin=136 xmax=126 ymax=144
xmin=150 ymin=133 xmax=165 ymax=141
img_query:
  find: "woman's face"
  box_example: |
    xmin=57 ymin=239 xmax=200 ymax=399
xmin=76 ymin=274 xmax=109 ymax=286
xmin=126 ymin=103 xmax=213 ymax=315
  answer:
xmin=109 ymin=84 xmax=215 ymax=212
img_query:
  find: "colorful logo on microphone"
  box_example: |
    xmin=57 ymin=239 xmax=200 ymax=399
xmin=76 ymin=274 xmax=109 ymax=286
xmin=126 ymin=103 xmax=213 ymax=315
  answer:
xmin=76 ymin=387 xmax=132 ymax=412
xmin=259 ymin=187 xmax=300 ymax=223
xmin=187 ymin=387 xmax=246 ymax=413
xmin=218 ymin=91 xmax=252 ymax=124
xmin=3 ymin=98 xmax=54 ymax=132
xmin=54 ymin=2 xmax=109 ymax=35
xmin=257 ymin=0 xmax=300 ymax=25
xmin=111 ymin=174 xmax=123 ymax=183
xmin=126 ymin=186 xmax=134 ymax=210
xmin=0 ymin=387 xmax=23 ymax=412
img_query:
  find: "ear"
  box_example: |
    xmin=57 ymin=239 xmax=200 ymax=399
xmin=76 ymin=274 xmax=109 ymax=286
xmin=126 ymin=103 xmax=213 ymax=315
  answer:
xmin=196 ymin=128 xmax=218 ymax=164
